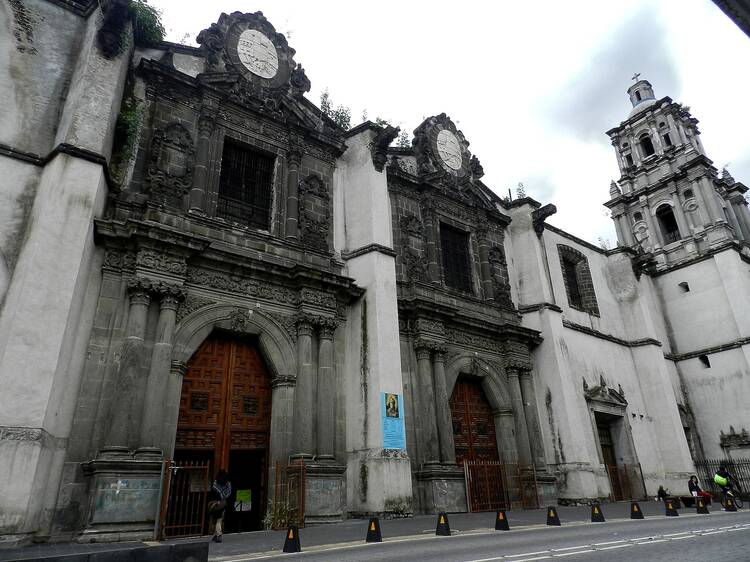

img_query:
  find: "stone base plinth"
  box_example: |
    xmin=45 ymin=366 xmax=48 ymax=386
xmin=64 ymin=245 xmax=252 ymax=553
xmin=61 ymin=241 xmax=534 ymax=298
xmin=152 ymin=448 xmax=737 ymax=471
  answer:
xmin=415 ymin=464 xmax=467 ymax=514
xmin=304 ymin=462 xmax=346 ymax=523
xmin=78 ymin=449 xmax=163 ymax=542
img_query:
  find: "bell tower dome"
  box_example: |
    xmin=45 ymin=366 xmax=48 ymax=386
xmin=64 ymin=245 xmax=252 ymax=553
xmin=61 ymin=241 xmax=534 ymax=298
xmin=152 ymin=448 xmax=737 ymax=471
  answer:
xmin=604 ymin=78 xmax=750 ymax=270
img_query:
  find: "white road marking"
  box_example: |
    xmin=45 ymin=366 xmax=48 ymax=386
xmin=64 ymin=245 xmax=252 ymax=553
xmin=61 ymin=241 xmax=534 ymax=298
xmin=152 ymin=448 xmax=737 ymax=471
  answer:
xmin=513 ymin=557 xmax=551 ymax=562
xmin=593 ymin=539 xmax=625 ymax=546
xmin=663 ymin=531 xmax=689 ymax=537
xmin=637 ymin=539 xmax=668 ymax=544
xmin=701 ymin=530 xmax=726 ymax=535
xmin=552 ymin=545 xmax=588 ymax=552
xmin=554 ymin=550 xmax=594 ymax=557
xmin=727 ymin=527 xmax=746 ymax=532
xmin=598 ymin=544 xmax=632 ymax=550
xmin=671 ymin=535 xmax=696 ymax=540
xmin=506 ymin=552 xmax=551 ymax=558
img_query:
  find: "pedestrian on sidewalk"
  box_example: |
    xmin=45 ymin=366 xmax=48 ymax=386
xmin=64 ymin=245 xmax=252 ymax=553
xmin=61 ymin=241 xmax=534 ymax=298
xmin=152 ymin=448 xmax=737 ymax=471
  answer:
xmin=688 ymin=475 xmax=712 ymax=505
xmin=208 ymin=470 xmax=232 ymax=543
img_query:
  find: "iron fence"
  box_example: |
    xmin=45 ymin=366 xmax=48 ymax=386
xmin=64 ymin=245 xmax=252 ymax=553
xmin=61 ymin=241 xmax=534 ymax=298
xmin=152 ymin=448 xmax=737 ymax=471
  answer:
xmin=158 ymin=459 xmax=210 ymax=539
xmin=694 ymin=458 xmax=750 ymax=499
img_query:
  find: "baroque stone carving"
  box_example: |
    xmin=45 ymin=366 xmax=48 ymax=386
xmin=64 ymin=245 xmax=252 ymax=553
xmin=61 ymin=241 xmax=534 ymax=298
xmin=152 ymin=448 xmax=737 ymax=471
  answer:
xmin=298 ymin=174 xmax=331 ymax=252
xmin=176 ymin=295 xmax=216 ymax=324
xmin=371 ymin=125 xmax=400 ymax=172
xmin=412 ymin=113 xmax=471 ymax=181
xmin=229 ymin=308 xmax=252 ymax=333
xmin=488 ymin=246 xmax=512 ymax=306
xmin=470 ymin=155 xmax=484 ymax=180
xmin=299 ymin=287 xmax=337 ymax=310
xmin=146 ymin=123 xmax=195 ymax=207
xmin=720 ymin=426 xmax=750 ymax=449
xmin=445 ymin=327 xmax=502 ymax=355
xmin=0 ymin=426 xmax=43 ymax=441
xmin=103 ymin=250 xmax=136 ymax=272
xmin=135 ymin=249 xmax=187 ymax=277
xmin=187 ymin=269 xmax=299 ymax=305
xmin=399 ymin=213 xmax=428 ymax=282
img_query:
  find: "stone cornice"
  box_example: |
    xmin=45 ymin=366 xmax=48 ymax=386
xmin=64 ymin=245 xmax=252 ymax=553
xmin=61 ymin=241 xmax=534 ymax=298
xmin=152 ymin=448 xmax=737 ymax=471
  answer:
xmin=544 ymin=224 xmax=608 ymax=255
xmin=562 ymin=319 xmax=662 ymax=349
xmin=44 ymin=0 xmax=98 ymax=17
xmin=664 ymin=335 xmax=750 ymax=362
xmin=0 ymin=141 xmax=116 ymax=191
xmin=518 ymin=302 xmax=563 ymax=314
xmin=341 ymin=243 xmax=397 ymax=260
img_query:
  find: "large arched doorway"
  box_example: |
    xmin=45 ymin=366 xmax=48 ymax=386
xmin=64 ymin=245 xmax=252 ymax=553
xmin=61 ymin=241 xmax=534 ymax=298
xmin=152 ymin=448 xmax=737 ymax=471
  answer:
xmin=174 ymin=332 xmax=272 ymax=532
xmin=449 ymin=376 xmax=500 ymax=463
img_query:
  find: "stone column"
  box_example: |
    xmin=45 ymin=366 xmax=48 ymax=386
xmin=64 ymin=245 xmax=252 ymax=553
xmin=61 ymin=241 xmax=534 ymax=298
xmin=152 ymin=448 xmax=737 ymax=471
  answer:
xmin=689 ymin=179 xmax=710 ymax=227
xmin=269 ymin=374 xmax=296 ymax=491
xmin=670 ymin=194 xmax=690 ymax=240
xmin=699 ymin=177 xmax=723 ymax=224
xmin=292 ymin=317 xmax=316 ymax=458
xmin=285 ymin=144 xmax=303 ymax=240
xmin=519 ymin=370 xmax=545 ymax=470
xmin=421 ymin=199 xmax=441 ymax=283
xmin=432 ymin=348 xmax=456 ymax=465
xmin=164 ymin=361 xmax=188 ymax=459
xmin=139 ymin=285 xmax=184 ymax=452
xmin=416 ymin=343 xmax=440 ymax=464
xmin=723 ymin=200 xmax=743 ymax=240
xmin=641 ymin=201 xmax=662 ymax=249
xmin=476 ymin=227 xmax=494 ymax=300
xmin=494 ymin=410 xmax=518 ymax=464
xmin=731 ymin=196 xmax=750 ymax=240
xmin=507 ymin=367 xmax=532 ymax=467
xmin=316 ymin=319 xmax=336 ymax=460
xmin=189 ymin=107 xmax=215 ymax=212
xmin=617 ymin=214 xmax=635 ymax=247
xmin=103 ymin=279 xmax=152 ymax=453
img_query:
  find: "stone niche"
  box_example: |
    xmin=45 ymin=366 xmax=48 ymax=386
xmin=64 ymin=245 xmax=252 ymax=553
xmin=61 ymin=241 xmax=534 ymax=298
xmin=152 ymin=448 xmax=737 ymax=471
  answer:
xmin=304 ymin=464 xmax=346 ymax=523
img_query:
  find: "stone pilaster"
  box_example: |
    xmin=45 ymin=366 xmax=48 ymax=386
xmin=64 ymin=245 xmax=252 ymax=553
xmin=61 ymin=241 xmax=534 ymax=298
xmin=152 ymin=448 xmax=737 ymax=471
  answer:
xmin=421 ymin=198 xmax=440 ymax=283
xmin=507 ymin=367 xmax=533 ymax=467
xmin=292 ymin=316 xmax=315 ymax=458
xmin=415 ymin=342 xmax=440 ymax=464
xmin=102 ymin=278 xmax=153 ymax=453
xmin=431 ymin=348 xmax=456 ymax=465
xmin=476 ymin=223 xmax=494 ymax=300
xmin=139 ymin=284 xmax=184 ymax=452
xmin=519 ymin=370 xmax=545 ymax=470
xmin=315 ymin=318 xmax=337 ymax=460
xmin=189 ymin=106 xmax=215 ymax=212
xmin=285 ymin=141 xmax=304 ymax=239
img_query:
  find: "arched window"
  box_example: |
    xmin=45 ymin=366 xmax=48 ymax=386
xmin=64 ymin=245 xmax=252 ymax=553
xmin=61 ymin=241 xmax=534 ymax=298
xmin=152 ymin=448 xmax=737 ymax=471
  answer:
xmin=656 ymin=204 xmax=681 ymax=244
xmin=639 ymin=134 xmax=655 ymax=158
xmin=663 ymin=133 xmax=673 ymax=147
xmin=633 ymin=211 xmax=643 ymax=223
xmin=635 ymin=90 xmax=642 ymax=102
xmin=625 ymin=154 xmax=634 ymax=167
xmin=684 ymin=189 xmax=694 ymax=199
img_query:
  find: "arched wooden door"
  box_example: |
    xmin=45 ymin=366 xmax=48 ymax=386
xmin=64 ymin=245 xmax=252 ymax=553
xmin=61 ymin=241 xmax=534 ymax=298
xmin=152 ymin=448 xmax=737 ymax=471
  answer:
xmin=174 ymin=333 xmax=272 ymax=532
xmin=449 ymin=376 xmax=500 ymax=463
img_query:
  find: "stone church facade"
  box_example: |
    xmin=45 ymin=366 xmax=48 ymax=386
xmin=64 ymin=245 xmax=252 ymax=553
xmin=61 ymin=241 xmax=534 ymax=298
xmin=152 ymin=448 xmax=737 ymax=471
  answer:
xmin=1 ymin=1 xmax=749 ymax=546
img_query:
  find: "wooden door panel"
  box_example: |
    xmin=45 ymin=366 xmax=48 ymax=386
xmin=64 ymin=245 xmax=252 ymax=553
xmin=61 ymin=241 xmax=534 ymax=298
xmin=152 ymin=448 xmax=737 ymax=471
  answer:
xmin=449 ymin=377 xmax=500 ymax=464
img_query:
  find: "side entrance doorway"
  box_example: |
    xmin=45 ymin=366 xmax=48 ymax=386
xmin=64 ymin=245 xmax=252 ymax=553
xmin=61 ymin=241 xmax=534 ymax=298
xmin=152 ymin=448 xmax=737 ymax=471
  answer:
xmin=170 ymin=333 xmax=273 ymax=533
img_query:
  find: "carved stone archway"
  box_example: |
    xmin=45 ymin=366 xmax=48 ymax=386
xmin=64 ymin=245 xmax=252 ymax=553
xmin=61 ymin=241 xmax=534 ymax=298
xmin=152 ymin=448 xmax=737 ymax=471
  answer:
xmin=168 ymin=303 xmax=297 ymax=469
xmin=445 ymin=354 xmax=517 ymax=464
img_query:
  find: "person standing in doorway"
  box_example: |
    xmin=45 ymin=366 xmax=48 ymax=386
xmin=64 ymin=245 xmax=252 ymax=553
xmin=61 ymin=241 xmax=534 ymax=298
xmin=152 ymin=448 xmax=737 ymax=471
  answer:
xmin=208 ymin=470 xmax=232 ymax=542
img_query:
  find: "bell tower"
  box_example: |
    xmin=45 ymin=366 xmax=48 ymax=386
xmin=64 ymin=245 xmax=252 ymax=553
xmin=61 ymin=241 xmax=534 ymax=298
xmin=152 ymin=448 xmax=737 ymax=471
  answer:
xmin=604 ymin=78 xmax=750 ymax=268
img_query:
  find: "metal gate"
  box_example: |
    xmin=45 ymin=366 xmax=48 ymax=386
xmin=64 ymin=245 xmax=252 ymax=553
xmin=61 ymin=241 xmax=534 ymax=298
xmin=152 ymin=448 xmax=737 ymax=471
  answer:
xmin=464 ymin=461 xmax=539 ymax=511
xmin=158 ymin=460 xmax=210 ymax=539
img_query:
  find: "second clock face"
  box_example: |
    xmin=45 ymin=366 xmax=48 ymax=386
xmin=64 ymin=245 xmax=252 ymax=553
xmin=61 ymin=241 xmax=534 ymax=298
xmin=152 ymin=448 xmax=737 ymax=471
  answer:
xmin=436 ymin=129 xmax=462 ymax=170
xmin=237 ymin=29 xmax=279 ymax=79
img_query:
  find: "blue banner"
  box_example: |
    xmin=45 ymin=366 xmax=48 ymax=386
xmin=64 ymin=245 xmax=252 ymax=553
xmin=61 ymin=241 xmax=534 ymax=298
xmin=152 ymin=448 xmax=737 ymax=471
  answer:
xmin=382 ymin=392 xmax=406 ymax=449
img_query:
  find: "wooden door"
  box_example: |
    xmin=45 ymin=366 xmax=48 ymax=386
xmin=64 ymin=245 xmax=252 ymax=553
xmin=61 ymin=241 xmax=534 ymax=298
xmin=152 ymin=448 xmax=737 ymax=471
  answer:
xmin=449 ymin=377 xmax=500 ymax=463
xmin=597 ymin=419 xmax=623 ymax=500
xmin=174 ymin=334 xmax=272 ymax=530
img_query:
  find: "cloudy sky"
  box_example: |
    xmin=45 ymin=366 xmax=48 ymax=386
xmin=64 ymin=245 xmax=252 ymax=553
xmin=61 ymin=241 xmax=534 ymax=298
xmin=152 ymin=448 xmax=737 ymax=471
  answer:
xmin=149 ymin=0 xmax=750 ymax=246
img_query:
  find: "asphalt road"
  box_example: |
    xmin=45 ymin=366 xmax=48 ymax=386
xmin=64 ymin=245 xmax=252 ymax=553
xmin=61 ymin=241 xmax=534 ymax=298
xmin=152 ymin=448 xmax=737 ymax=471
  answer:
xmin=214 ymin=510 xmax=750 ymax=562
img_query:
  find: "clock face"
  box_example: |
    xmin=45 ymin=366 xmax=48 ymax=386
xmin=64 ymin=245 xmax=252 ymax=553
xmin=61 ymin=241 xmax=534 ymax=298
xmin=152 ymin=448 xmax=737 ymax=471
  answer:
xmin=436 ymin=129 xmax=462 ymax=171
xmin=237 ymin=29 xmax=279 ymax=79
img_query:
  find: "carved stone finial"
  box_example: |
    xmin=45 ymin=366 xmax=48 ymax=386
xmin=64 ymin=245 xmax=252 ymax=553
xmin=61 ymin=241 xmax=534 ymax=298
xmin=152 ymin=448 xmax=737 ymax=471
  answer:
xmin=722 ymin=167 xmax=735 ymax=185
xmin=532 ymin=203 xmax=557 ymax=236
xmin=599 ymin=375 xmax=606 ymax=388
xmin=610 ymin=180 xmax=622 ymax=197
xmin=470 ymin=155 xmax=484 ymax=180
xmin=290 ymin=63 xmax=311 ymax=98
xmin=371 ymin=125 xmax=400 ymax=172
xmin=583 ymin=378 xmax=589 ymax=391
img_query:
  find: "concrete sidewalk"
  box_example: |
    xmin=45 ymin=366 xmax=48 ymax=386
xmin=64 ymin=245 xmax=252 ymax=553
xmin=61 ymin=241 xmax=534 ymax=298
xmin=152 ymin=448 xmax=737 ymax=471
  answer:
xmin=206 ymin=500 xmax=711 ymax=560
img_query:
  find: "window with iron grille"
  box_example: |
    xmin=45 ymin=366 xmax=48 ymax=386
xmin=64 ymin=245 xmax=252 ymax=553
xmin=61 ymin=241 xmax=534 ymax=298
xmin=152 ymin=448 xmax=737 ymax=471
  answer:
xmin=561 ymin=256 xmax=583 ymax=309
xmin=217 ymin=140 xmax=275 ymax=229
xmin=557 ymin=244 xmax=599 ymax=315
xmin=440 ymin=224 xmax=472 ymax=292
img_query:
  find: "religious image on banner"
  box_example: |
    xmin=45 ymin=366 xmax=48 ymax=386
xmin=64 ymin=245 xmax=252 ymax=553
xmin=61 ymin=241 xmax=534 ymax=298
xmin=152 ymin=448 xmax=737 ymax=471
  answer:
xmin=381 ymin=392 xmax=405 ymax=449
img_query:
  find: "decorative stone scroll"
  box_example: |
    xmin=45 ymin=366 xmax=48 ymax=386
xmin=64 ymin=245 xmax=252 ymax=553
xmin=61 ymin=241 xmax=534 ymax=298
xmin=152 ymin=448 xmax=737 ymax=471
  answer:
xmin=399 ymin=214 xmax=428 ymax=282
xmin=371 ymin=125 xmax=400 ymax=172
xmin=298 ymin=174 xmax=331 ymax=252
xmin=146 ymin=123 xmax=195 ymax=207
